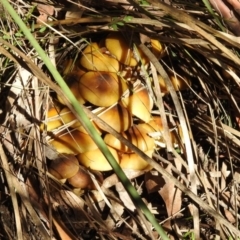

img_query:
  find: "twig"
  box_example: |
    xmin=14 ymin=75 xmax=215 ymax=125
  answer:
xmin=0 ymin=144 xmax=23 ymax=240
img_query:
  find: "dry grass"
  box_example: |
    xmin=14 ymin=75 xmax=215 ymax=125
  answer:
xmin=0 ymin=0 xmax=240 ymax=239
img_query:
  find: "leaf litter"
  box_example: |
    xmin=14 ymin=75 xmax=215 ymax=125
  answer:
xmin=1 ymin=0 xmax=240 ymax=239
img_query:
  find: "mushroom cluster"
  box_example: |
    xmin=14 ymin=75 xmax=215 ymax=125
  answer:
xmin=43 ymin=32 xmax=188 ymax=188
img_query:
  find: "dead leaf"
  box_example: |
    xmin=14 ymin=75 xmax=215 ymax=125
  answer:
xmin=220 ymin=162 xmax=230 ymax=191
xmin=143 ymin=199 xmax=159 ymax=215
xmin=64 ymin=3 xmax=85 ymax=26
xmin=219 ymin=191 xmax=237 ymax=224
xmin=103 ymin=169 xmax=147 ymax=189
xmin=233 ymin=168 xmax=240 ymax=183
xmin=65 ymin=9 xmax=84 ymax=21
xmin=158 ymin=165 xmax=182 ymax=217
xmin=224 ymin=209 xmax=236 ymax=224
xmin=105 ymin=200 xmax=124 ymax=229
xmin=37 ymin=4 xmax=54 ymax=23
xmin=116 ymin=182 xmax=135 ymax=211
xmin=52 ymin=216 xmax=77 ymax=240
xmin=145 ymin=170 xmax=166 ymax=194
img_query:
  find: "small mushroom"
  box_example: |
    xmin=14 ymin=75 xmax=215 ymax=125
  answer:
xmin=127 ymin=124 xmax=155 ymax=152
xmin=105 ymin=32 xmax=133 ymax=65
xmin=62 ymin=58 xmax=86 ymax=76
xmin=150 ymin=39 xmax=164 ymax=59
xmin=56 ymin=108 xmax=101 ymax=133
xmin=139 ymin=117 xmax=183 ymax=148
xmin=77 ymin=146 xmax=120 ymax=171
xmin=121 ymin=85 xmax=153 ymax=122
xmin=138 ymin=117 xmax=164 ymax=136
xmin=67 ymin=166 xmax=93 ymax=189
xmin=56 ymin=107 xmax=82 ymax=130
xmin=158 ymin=74 xmax=191 ymax=94
xmin=60 ymin=107 xmax=79 ymax=125
xmin=133 ymin=46 xmax=149 ymax=66
xmin=41 ymin=107 xmax=82 ymax=132
xmin=48 ymin=154 xmax=79 ymax=180
xmin=77 ymin=121 xmax=102 ymax=135
xmin=170 ymin=74 xmax=191 ymax=91
xmin=82 ymin=42 xmax=100 ymax=54
xmin=41 ymin=106 xmax=62 ymax=132
xmin=104 ymin=131 xmax=130 ymax=153
xmin=104 ymin=123 xmax=155 ymax=153
xmin=67 ymin=167 xmax=103 ymax=190
xmin=79 ymin=71 xmax=128 ymax=107
xmin=221 ymin=66 xmax=235 ymax=80
xmin=80 ymin=43 xmax=120 ymax=72
xmin=119 ymin=149 xmax=154 ymax=170
xmin=95 ymin=104 xmax=132 ymax=132
xmin=57 ymin=72 xmax=86 ymax=105
xmin=105 ymin=32 xmax=149 ymax=67
xmin=49 ymin=129 xmax=98 ymax=154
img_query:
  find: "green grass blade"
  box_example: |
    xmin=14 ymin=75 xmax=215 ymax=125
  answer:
xmin=202 ymin=0 xmax=225 ymax=31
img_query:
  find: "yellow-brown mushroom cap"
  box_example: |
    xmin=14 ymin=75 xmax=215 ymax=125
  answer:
xmin=58 ymin=107 xmax=81 ymax=129
xmin=49 ymin=129 xmax=98 ymax=155
xmin=105 ymin=32 xmax=150 ymax=67
xmin=158 ymin=74 xmax=191 ymax=94
xmin=105 ymin=32 xmax=133 ymax=65
xmin=128 ymin=124 xmax=155 ymax=152
xmin=79 ymin=71 xmax=128 ymax=107
xmin=121 ymin=85 xmax=153 ymax=123
xmin=104 ymin=123 xmax=155 ymax=153
xmin=61 ymin=58 xmax=86 ymax=77
xmin=41 ymin=106 xmax=62 ymax=132
xmin=119 ymin=149 xmax=154 ymax=170
xmin=41 ymin=107 xmax=83 ymax=132
xmin=95 ymin=104 xmax=132 ymax=133
xmin=150 ymin=39 xmax=164 ymax=59
xmin=104 ymin=132 xmax=130 ymax=153
xmin=77 ymin=146 xmax=120 ymax=171
xmin=57 ymin=72 xmax=86 ymax=105
xmin=82 ymin=42 xmax=100 ymax=55
xmin=139 ymin=117 xmax=183 ymax=148
xmin=77 ymin=121 xmax=102 ymax=135
xmin=133 ymin=46 xmax=149 ymax=66
xmin=80 ymin=44 xmax=120 ymax=72
xmin=138 ymin=117 xmax=163 ymax=133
